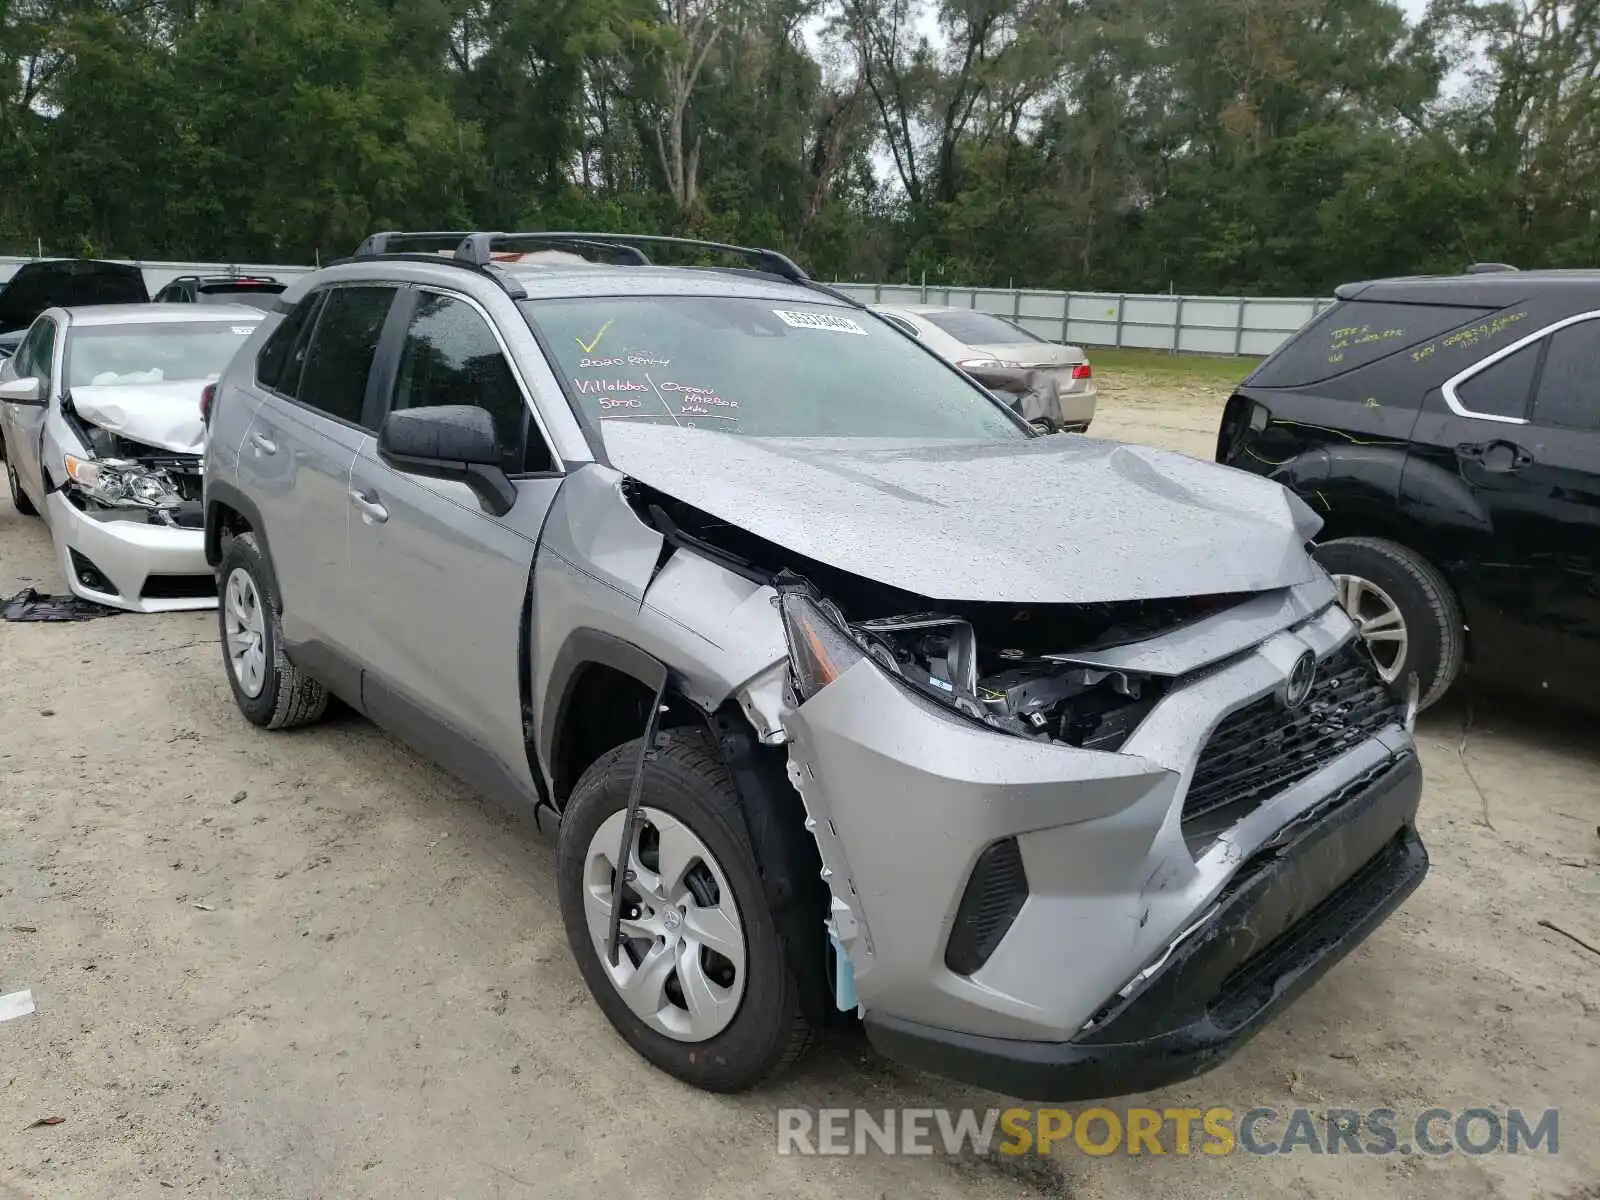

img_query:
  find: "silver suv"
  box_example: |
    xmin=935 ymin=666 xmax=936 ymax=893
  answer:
xmin=202 ymin=232 xmax=1429 ymax=1098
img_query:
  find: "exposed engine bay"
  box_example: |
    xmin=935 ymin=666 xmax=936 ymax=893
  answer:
xmin=62 ymin=404 xmax=204 ymax=528
xmin=629 ymin=482 xmax=1249 ymax=751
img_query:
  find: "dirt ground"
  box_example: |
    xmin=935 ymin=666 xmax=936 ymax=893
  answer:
xmin=3 ymin=373 xmax=1598 ymax=1200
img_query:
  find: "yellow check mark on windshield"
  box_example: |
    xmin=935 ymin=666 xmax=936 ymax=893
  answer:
xmin=575 ymin=319 xmax=614 ymax=355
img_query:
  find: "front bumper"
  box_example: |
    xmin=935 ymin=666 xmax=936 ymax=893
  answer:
xmin=783 ymin=598 xmax=1425 ymax=1097
xmin=45 ymin=491 xmax=215 ymax=613
xmin=863 ymin=752 xmax=1426 ymax=1099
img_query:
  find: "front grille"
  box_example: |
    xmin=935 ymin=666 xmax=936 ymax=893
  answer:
xmin=1182 ymin=640 xmax=1402 ymax=838
xmin=140 ymin=573 xmax=217 ymax=600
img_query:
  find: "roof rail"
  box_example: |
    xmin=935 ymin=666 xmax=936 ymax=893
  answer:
xmin=345 ymin=231 xmax=529 ymax=299
xmin=1466 ymin=262 xmax=1519 ymax=274
xmin=347 ymin=229 xmax=863 ymax=307
xmin=354 ymin=231 xmax=478 ymax=257
xmin=453 ymin=231 xmax=811 ymax=284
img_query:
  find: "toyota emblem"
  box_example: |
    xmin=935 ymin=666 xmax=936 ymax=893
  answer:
xmin=1281 ymin=650 xmax=1318 ymax=710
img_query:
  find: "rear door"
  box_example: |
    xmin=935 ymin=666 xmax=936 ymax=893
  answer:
xmin=235 ymin=284 xmax=400 ymax=675
xmin=347 ymin=287 xmax=565 ymax=799
xmin=1404 ymin=309 xmax=1600 ymax=692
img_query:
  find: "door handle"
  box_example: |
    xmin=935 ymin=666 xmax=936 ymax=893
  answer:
xmin=248 ymin=431 xmax=277 ymax=455
xmin=349 ymin=487 xmax=389 ymax=524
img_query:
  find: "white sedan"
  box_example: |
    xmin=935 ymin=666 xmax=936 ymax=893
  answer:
xmin=0 ymin=303 xmax=264 ymax=611
xmin=872 ymin=304 xmax=1097 ymax=431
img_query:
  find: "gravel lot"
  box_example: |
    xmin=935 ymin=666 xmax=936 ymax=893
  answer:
xmin=3 ymin=372 xmax=1598 ymax=1200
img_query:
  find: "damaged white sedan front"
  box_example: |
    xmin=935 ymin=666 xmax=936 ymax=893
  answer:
xmin=0 ymin=303 xmax=262 ymax=611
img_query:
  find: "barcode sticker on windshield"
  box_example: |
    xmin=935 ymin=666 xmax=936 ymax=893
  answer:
xmin=772 ymin=310 xmax=868 ymax=336
xmin=231 ymin=326 xmax=254 ymax=335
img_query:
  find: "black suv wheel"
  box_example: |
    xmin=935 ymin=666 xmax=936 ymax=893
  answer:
xmin=1316 ymin=536 xmax=1464 ymax=710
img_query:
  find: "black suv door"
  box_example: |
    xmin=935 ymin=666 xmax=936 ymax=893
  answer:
xmin=1404 ymin=312 xmax=1600 ymax=697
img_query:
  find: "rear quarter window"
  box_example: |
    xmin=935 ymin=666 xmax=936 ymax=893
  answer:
xmin=1248 ymin=301 xmax=1497 ymax=390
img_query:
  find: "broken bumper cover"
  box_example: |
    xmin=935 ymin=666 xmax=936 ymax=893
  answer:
xmin=45 ymin=491 xmax=215 ymax=613
xmin=863 ymin=751 xmax=1426 ymax=1100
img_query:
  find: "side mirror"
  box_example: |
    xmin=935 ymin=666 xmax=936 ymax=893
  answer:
xmin=0 ymin=376 xmax=44 ymax=406
xmin=377 ymin=404 xmax=516 ymax=517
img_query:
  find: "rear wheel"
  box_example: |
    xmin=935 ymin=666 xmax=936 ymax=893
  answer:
xmin=217 ymin=531 xmax=328 ymax=729
xmin=1315 ymin=536 xmax=1464 ymax=710
xmin=557 ymin=729 xmax=812 ymax=1092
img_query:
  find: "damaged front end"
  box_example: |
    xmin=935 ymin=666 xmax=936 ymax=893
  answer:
xmin=615 ymin=469 xmax=1422 ymax=1100
xmin=42 ymin=395 xmax=215 ymax=610
xmin=775 ymin=578 xmax=1240 ymax=753
xmin=63 ymin=429 xmax=204 ymax=529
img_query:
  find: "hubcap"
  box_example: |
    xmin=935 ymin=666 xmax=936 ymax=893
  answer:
xmin=1332 ymin=573 xmax=1409 ymax=683
xmin=223 ymin=568 xmax=268 ymax=698
xmin=582 ymin=806 xmax=747 ymax=1043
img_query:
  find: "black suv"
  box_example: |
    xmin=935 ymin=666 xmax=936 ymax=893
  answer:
xmin=152 ymin=273 xmax=286 ymax=308
xmin=1218 ymin=267 xmax=1599 ymax=712
xmin=0 ymin=258 xmax=149 ymax=334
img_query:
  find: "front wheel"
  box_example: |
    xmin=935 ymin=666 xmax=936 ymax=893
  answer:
xmin=1315 ymin=536 xmax=1465 ymax=710
xmin=5 ymin=447 xmax=37 ymax=516
xmin=556 ymin=730 xmax=812 ymax=1092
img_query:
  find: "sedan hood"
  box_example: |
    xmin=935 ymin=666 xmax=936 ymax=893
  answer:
xmin=69 ymin=381 xmax=206 ymax=455
xmin=601 ymin=425 xmax=1321 ymax=603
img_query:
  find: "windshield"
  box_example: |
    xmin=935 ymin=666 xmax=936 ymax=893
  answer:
xmin=66 ymin=320 xmax=259 ymax=387
xmin=923 ymin=310 xmax=1046 ymax=346
xmin=523 ymin=296 xmax=1026 ymax=441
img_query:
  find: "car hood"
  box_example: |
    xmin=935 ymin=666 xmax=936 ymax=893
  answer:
xmin=601 ymin=425 xmax=1322 ymax=603
xmin=69 ymin=381 xmax=206 ymax=455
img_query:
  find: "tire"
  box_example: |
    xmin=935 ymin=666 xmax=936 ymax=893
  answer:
xmin=216 ymin=531 xmax=328 ymax=729
xmin=4 ymin=442 xmax=38 ymax=516
xmin=1315 ymin=536 xmax=1464 ymax=710
xmin=557 ymin=729 xmax=813 ymax=1092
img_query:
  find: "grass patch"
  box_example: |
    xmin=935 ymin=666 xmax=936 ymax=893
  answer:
xmin=1085 ymin=347 xmax=1260 ymax=388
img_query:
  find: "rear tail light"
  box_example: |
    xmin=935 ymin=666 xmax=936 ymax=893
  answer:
xmin=1071 ymin=363 xmax=1092 ymax=380
xmin=200 ymin=383 xmax=216 ymax=426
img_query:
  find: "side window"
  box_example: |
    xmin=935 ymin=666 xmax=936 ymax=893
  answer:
xmin=392 ymin=293 xmax=552 ymax=474
xmin=1532 ymin=321 xmax=1600 ymax=432
xmin=1455 ymin=342 xmax=1540 ymax=421
xmin=255 ymin=291 xmax=323 ymax=396
xmin=11 ymin=321 xmax=44 ymax=380
xmin=16 ymin=319 xmax=57 ymax=391
xmin=293 ymin=287 xmax=396 ymax=428
xmin=1249 ymin=301 xmax=1495 ymax=389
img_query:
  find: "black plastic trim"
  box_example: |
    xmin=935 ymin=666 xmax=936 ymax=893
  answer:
xmin=537 ymin=628 xmax=670 ymax=804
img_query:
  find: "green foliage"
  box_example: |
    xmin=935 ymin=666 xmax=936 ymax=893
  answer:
xmin=1 ymin=0 xmax=1596 ymax=292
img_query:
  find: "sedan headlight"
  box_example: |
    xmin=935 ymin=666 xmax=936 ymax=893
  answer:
xmin=64 ymin=454 xmax=184 ymax=509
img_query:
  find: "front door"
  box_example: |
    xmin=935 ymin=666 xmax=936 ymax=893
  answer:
xmin=2 ymin=316 xmax=58 ymax=504
xmin=347 ymin=287 xmax=566 ymax=802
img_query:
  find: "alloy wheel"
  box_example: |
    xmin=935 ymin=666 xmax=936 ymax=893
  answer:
xmin=1332 ymin=572 xmax=1409 ymax=683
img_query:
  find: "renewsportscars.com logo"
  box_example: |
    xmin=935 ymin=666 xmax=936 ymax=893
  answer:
xmin=776 ymin=1106 xmax=1559 ymax=1158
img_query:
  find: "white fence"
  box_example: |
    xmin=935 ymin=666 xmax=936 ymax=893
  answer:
xmin=0 ymin=254 xmax=1333 ymax=356
xmin=833 ymin=283 xmax=1335 ymax=357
